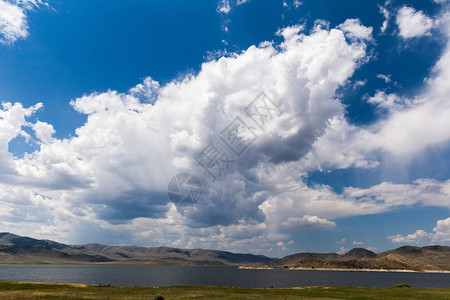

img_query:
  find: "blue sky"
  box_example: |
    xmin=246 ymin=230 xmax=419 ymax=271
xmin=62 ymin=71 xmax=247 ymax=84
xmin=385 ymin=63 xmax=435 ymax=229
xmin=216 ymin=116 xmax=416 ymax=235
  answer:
xmin=0 ymin=0 xmax=449 ymax=256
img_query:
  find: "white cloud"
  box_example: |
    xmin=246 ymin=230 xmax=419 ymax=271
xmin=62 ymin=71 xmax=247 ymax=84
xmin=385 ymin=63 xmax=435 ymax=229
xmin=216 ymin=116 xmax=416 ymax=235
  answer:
xmin=307 ymin=13 xmax=450 ymax=168
xmin=378 ymin=1 xmax=390 ymax=33
xmin=313 ymin=19 xmax=330 ymax=31
xmin=0 ymin=0 xmax=45 ymax=44
xmin=281 ymin=215 xmax=336 ymax=230
xmin=260 ymin=177 xmax=450 ymax=241
xmin=432 ymin=217 xmax=450 ymax=242
xmin=353 ymin=241 xmax=363 ymax=245
xmin=344 ymin=179 xmax=450 ymax=209
xmin=282 ymin=0 xmax=302 ymax=10
xmin=337 ymin=238 xmax=346 ymax=244
xmin=352 ymin=79 xmax=366 ymax=90
xmin=217 ymin=0 xmax=231 ymax=14
xmin=387 ymin=217 xmax=450 ymax=244
xmin=293 ymin=0 xmax=302 ymax=9
xmin=388 ymin=230 xmax=430 ymax=243
xmin=32 ymin=121 xmax=55 ymax=144
xmin=337 ymin=246 xmax=349 ymax=255
xmin=0 ymin=0 xmax=28 ymax=44
xmin=0 ymin=102 xmax=42 ymax=176
xmin=338 ymin=19 xmax=373 ymax=41
xmin=376 ymin=73 xmax=391 ymax=83
xmin=301 ymin=116 xmax=380 ymax=170
xmin=128 ymin=77 xmax=160 ymax=103
xmin=367 ymin=90 xmax=404 ymax=110
xmin=236 ymin=0 xmax=249 ymax=5
xmin=396 ymin=6 xmax=433 ymax=39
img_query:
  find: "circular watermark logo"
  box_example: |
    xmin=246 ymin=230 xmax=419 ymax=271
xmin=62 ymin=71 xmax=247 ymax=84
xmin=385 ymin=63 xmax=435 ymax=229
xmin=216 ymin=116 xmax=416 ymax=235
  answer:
xmin=167 ymin=173 xmax=202 ymax=207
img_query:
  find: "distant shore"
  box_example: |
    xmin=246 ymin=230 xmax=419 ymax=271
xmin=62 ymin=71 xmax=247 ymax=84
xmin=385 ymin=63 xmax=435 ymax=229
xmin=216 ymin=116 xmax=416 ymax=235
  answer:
xmin=239 ymin=266 xmax=450 ymax=273
xmin=238 ymin=265 xmax=274 ymax=270
xmin=287 ymin=267 xmax=450 ymax=273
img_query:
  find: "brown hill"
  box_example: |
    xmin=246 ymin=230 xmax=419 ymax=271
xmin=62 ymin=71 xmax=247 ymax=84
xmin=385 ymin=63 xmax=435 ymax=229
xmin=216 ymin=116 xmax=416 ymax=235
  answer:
xmin=0 ymin=233 xmax=68 ymax=250
xmin=286 ymin=254 xmax=439 ymax=271
xmin=339 ymin=248 xmax=377 ymax=261
xmin=269 ymin=252 xmax=340 ymax=267
xmin=0 ymin=232 xmax=273 ymax=266
xmin=0 ymin=232 xmax=448 ymax=270
xmin=270 ymin=246 xmax=450 ymax=271
xmin=379 ymin=245 xmax=450 ymax=270
xmin=0 ymin=245 xmax=113 ymax=264
xmin=71 ymin=244 xmax=273 ymax=265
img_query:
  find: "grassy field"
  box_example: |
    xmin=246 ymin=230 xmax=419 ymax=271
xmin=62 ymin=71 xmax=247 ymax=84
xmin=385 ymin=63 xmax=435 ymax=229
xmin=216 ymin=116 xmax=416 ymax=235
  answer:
xmin=0 ymin=281 xmax=449 ymax=299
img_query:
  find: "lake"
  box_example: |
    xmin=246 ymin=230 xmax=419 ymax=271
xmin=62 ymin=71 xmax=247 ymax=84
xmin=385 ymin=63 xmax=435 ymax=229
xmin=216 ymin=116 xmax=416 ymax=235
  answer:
xmin=0 ymin=265 xmax=448 ymax=288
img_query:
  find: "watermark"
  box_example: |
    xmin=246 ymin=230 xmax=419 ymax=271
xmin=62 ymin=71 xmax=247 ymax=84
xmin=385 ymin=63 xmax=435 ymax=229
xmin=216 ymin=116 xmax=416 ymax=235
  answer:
xmin=167 ymin=172 xmax=202 ymax=207
xmin=245 ymin=92 xmax=282 ymax=131
xmin=195 ymin=141 xmax=235 ymax=182
xmin=219 ymin=117 xmax=258 ymax=157
xmin=168 ymin=91 xmax=283 ymax=208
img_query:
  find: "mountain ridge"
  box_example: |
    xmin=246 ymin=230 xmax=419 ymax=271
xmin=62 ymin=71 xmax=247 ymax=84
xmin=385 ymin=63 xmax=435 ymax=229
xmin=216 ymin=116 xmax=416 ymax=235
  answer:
xmin=0 ymin=232 xmax=273 ymax=265
xmin=0 ymin=232 xmax=448 ymax=271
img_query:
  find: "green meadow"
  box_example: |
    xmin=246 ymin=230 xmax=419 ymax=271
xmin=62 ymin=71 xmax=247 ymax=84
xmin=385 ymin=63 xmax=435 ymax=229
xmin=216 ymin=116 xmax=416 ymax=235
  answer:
xmin=0 ymin=281 xmax=449 ymax=299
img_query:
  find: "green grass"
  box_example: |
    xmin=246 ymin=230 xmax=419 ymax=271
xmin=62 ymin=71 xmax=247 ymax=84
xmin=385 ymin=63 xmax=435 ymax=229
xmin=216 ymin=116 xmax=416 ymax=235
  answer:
xmin=0 ymin=281 xmax=449 ymax=299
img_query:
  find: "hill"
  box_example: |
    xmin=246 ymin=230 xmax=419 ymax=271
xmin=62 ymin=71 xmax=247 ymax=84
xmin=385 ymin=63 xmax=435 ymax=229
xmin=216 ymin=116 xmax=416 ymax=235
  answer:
xmin=0 ymin=232 xmax=272 ymax=266
xmin=0 ymin=232 xmax=448 ymax=271
xmin=269 ymin=252 xmax=339 ymax=267
xmin=340 ymin=248 xmax=377 ymax=260
xmin=379 ymin=245 xmax=450 ymax=270
xmin=269 ymin=246 xmax=450 ymax=272
xmin=0 ymin=233 xmax=68 ymax=250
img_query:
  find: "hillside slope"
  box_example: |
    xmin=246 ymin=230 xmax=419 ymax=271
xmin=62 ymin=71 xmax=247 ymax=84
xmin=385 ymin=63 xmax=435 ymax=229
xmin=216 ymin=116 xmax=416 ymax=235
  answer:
xmin=0 ymin=232 xmax=448 ymax=270
xmin=0 ymin=232 xmax=272 ymax=265
xmin=270 ymin=246 xmax=450 ymax=271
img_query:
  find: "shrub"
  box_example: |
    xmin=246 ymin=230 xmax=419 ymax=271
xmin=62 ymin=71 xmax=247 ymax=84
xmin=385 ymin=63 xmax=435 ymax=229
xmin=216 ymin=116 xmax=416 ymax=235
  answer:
xmin=392 ymin=283 xmax=410 ymax=288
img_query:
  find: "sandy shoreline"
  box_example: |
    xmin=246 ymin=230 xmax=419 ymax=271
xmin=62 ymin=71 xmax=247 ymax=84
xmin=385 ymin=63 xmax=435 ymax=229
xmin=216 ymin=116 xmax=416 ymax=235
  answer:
xmin=239 ymin=266 xmax=450 ymax=273
xmin=288 ymin=267 xmax=450 ymax=273
xmin=238 ymin=266 xmax=274 ymax=270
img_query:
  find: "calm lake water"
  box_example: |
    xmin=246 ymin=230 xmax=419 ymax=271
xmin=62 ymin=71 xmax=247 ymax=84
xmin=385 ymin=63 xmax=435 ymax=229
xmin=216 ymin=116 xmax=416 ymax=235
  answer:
xmin=0 ymin=265 xmax=449 ymax=288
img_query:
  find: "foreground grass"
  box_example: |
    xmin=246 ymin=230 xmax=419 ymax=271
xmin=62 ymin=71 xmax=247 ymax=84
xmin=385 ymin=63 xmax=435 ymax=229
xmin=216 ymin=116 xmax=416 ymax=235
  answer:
xmin=0 ymin=281 xmax=449 ymax=299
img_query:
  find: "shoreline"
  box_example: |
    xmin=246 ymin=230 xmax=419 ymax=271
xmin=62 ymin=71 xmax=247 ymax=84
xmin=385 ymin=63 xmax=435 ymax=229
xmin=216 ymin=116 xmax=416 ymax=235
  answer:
xmin=286 ymin=267 xmax=450 ymax=273
xmin=238 ymin=266 xmax=274 ymax=270
xmin=240 ymin=266 xmax=450 ymax=273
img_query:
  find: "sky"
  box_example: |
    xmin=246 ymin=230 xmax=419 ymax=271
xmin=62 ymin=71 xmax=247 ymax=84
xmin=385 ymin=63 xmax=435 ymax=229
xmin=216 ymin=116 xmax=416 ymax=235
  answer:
xmin=0 ymin=0 xmax=449 ymax=257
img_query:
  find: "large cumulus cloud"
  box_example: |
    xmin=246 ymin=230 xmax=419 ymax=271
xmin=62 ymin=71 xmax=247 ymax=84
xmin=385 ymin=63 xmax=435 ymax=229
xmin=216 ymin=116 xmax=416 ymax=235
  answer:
xmin=1 ymin=14 xmax=450 ymax=254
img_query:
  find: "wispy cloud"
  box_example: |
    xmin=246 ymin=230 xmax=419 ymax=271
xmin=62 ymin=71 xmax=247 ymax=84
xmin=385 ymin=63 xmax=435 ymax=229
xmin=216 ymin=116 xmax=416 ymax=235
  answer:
xmin=378 ymin=1 xmax=391 ymax=33
xmin=217 ymin=0 xmax=231 ymax=14
xmin=281 ymin=215 xmax=336 ymax=230
xmin=0 ymin=0 xmax=46 ymax=44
